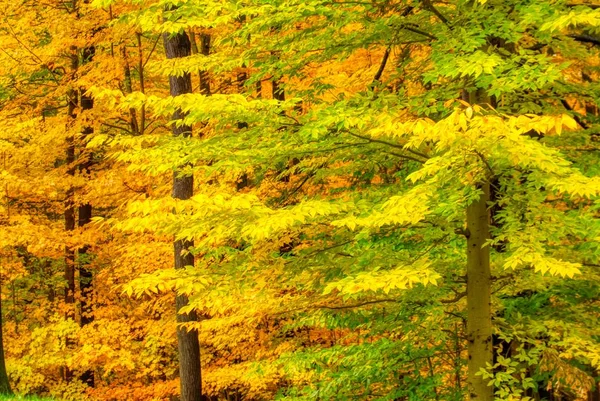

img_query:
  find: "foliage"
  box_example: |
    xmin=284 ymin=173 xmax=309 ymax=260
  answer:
xmin=0 ymin=0 xmax=599 ymax=400
xmin=0 ymin=396 xmax=58 ymax=401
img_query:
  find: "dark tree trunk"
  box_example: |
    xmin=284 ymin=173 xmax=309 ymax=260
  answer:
xmin=0 ymin=289 xmax=13 ymax=395
xmin=163 ymin=26 xmax=204 ymax=401
xmin=234 ymin=64 xmax=250 ymax=190
xmin=237 ymin=69 xmax=249 ymax=130
xmin=63 ymin=49 xmax=78 ymax=384
xmin=589 ymin=377 xmax=600 ymax=401
xmin=199 ymin=34 xmax=211 ymax=96
xmin=78 ymin=44 xmax=95 ymax=388
xmin=65 ymin=50 xmax=78 ymax=316
xmin=121 ymin=45 xmax=140 ymax=135
xmin=189 ymin=32 xmax=211 ymax=96
xmin=272 ymin=78 xmax=285 ymax=101
xmin=136 ymin=33 xmax=146 ymax=134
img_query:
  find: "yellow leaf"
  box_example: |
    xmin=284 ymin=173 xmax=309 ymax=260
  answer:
xmin=561 ymin=114 xmax=579 ymax=131
xmin=465 ymin=107 xmax=473 ymax=119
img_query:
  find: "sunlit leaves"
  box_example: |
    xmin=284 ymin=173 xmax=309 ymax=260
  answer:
xmin=323 ymin=259 xmax=440 ymax=296
xmin=541 ymin=7 xmax=600 ymax=32
xmin=122 ymin=268 xmax=211 ymax=298
xmin=504 ymin=247 xmax=582 ymax=277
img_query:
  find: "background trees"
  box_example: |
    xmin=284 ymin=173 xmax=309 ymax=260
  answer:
xmin=0 ymin=0 xmax=598 ymax=400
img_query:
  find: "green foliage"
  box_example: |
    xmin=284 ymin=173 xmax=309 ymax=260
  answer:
xmin=90 ymin=0 xmax=600 ymax=395
xmin=3 ymin=0 xmax=599 ymax=399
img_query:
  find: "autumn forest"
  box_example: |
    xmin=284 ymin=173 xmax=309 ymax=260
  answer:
xmin=0 ymin=0 xmax=599 ymax=400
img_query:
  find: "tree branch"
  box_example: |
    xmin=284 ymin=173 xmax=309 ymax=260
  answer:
xmin=569 ymin=34 xmax=600 ymax=46
xmin=346 ymin=131 xmax=429 ymax=160
xmin=421 ymin=0 xmax=451 ymax=27
xmin=101 ymin=122 xmax=134 ymax=134
xmin=402 ymin=26 xmax=438 ymax=40
xmin=372 ymin=46 xmax=391 ymax=85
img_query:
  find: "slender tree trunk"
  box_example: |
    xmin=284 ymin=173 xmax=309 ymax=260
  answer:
xmin=78 ymin=44 xmax=95 ymax=388
xmin=237 ymin=69 xmax=248 ymax=130
xmin=189 ymin=32 xmax=211 ymax=96
xmin=589 ymin=375 xmax=600 ymax=401
xmin=188 ymin=31 xmax=201 ymax=88
xmin=65 ymin=49 xmax=78 ymax=317
xmin=272 ymin=78 xmax=285 ymax=101
xmin=0 ymin=285 xmax=12 ymax=395
xmin=121 ymin=45 xmax=140 ymax=135
xmin=65 ymin=137 xmax=76 ymax=318
xmin=269 ymin=24 xmax=285 ymax=103
xmin=236 ymin=61 xmax=250 ymax=188
xmin=163 ymin=26 xmax=203 ymax=401
xmin=198 ymin=34 xmax=211 ymax=96
xmin=466 ymin=183 xmax=494 ymax=401
xmin=136 ymin=33 xmax=146 ymax=135
xmin=63 ymin=48 xmax=78 ymax=383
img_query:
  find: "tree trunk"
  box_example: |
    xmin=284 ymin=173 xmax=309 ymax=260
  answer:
xmin=272 ymin=78 xmax=285 ymax=101
xmin=64 ymin=137 xmax=76 ymax=318
xmin=189 ymin=31 xmax=211 ymax=96
xmin=466 ymin=183 xmax=494 ymax=401
xmin=0 ymin=287 xmax=12 ymax=395
xmin=198 ymin=34 xmax=211 ymax=96
xmin=163 ymin=26 xmax=204 ymax=401
xmin=589 ymin=377 xmax=600 ymax=401
xmin=78 ymin=44 xmax=95 ymax=388
xmin=136 ymin=32 xmax=146 ymax=134
xmin=237 ymin=69 xmax=248 ymax=130
xmin=63 ymin=48 xmax=78 ymax=383
xmin=121 ymin=45 xmax=140 ymax=135
xmin=65 ymin=49 xmax=78 ymax=317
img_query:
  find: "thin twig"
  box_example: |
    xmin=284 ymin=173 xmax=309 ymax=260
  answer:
xmin=346 ymin=131 xmax=429 ymax=160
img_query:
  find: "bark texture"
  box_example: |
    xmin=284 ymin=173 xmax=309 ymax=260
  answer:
xmin=163 ymin=28 xmax=204 ymax=401
xmin=466 ymin=183 xmax=494 ymax=401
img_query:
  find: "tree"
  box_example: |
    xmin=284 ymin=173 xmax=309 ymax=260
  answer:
xmin=0 ymin=1 xmax=185 ymax=398
xmin=106 ymin=0 xmax=600 ymax=399
xmin=78 ymin=38 xmax=97 ymax=390
xmin=162 ymin=11 xmax=203 ymax=401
